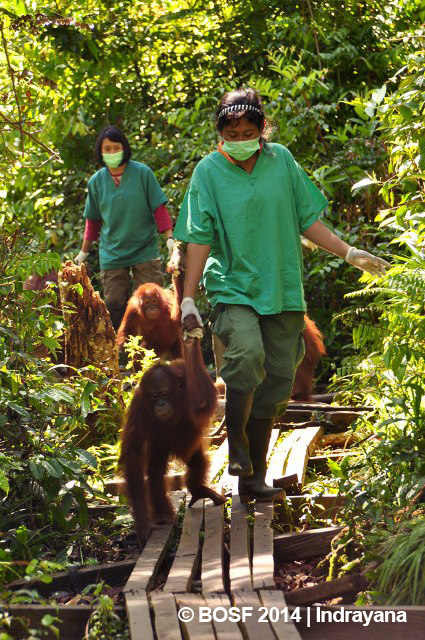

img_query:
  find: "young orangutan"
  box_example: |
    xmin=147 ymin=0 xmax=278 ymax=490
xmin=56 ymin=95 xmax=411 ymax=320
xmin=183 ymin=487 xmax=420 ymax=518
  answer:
xmin=116 ymin=276 xmax=183 ymax=359
xmin=118 ymin=324 xmax=225 ymax=546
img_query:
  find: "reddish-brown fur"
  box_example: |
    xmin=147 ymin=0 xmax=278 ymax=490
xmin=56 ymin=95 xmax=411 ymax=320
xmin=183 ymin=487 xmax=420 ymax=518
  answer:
xmin=118 ymin=334 xmax=225 ymax=546
xmin=24 ymin=270 xmax=59 ymax=291
xmin=116 ymin=276 xmax=183 ymax=359
xmin=291 ymin=315 xmax=326 ymax=401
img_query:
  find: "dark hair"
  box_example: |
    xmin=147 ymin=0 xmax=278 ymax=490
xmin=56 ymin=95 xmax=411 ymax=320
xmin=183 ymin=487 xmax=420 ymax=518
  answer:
xmin=215 ymin=87 xmax=272 ymax=145
xmin=94 ymin=126 xmax=132 ymax=166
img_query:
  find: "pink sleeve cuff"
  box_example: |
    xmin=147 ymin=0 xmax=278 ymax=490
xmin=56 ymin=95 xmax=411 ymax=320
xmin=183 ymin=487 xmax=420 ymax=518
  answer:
xmin=84 ymin=218 xmax=102 ymax=241
xmin=154 ymin=204 xmax=173 ymax=233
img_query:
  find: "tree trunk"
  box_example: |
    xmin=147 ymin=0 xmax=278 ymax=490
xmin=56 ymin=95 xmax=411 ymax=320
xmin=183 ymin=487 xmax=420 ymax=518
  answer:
xmin=58 ymin=261 xmax=119 ymax=376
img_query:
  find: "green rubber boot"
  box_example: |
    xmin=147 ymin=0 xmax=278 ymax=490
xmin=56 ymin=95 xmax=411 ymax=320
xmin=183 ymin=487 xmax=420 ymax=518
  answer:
xmin=225 ymin=388 xmax=254 ymax=477
xmin=239 ymin=417 xmax=285 ymax=502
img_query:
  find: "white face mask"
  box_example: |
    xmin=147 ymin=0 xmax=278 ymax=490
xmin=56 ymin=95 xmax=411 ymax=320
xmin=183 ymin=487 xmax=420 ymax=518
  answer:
xmin=102 ymin=150 xmax=124 ymax=168
xmin=221 ymin=137 xmax=260 ymax=161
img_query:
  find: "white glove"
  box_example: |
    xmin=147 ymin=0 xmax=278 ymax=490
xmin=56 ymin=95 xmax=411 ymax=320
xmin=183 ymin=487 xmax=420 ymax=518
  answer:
xmin=181 ymin=297 xmax=203 ymax=327
xmin=345 ymin=247 xmax=391 ymax=277
xmin=166 ymin=237 xmax=175 ymax=256
xmin=74 ymin=250 xmax=89 ymax=265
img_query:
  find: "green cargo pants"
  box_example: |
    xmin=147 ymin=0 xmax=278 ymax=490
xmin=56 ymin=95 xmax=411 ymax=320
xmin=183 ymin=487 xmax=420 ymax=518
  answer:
xmin=211 ymin=304 xmax=305 ymax=419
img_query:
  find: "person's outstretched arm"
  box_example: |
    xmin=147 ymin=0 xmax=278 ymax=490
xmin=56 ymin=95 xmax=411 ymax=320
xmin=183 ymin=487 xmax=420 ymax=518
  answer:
xmin=302 ymin=220 xmax=391 ymax=276
xmin=181 ymin=243 xmax=211 ymax=328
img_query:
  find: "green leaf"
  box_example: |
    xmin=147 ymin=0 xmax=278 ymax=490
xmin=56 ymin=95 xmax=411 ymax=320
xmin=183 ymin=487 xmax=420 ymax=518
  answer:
xmin=42 ymin=336 xmax=62 ymax=353
xmin=76 ymin=449 xmax=98 ymax=469
xmin=327 ymin=458 xmax=343 ymax=478
xmin=399 ymin=105 xmax=412 ymax=122
xmin=418 ymin=137 xmax=425 ymax=170
xmin=29 ymin=460 xmax=44 ymax=480
xmin=3 ymin=0 xmax=27 ymax=15
xmin=7 ymin=402 xmax=30 ymax=419
xmin=352 ymin=177 xmax=377 ymax=191
xmin=45 ymin=387 xmax=74 ymax=404
xmin=41 ymin=614 xmax=59 ymax=626
xmin=371 ymin=84 xmax=386 ymax=104
xmin=80 ymin=381 xmax=97 ymax=418
xmin=41 ymin=459 xmax=62 ymax=478
xmin=0 ymin=470 xmax=9 ymax=495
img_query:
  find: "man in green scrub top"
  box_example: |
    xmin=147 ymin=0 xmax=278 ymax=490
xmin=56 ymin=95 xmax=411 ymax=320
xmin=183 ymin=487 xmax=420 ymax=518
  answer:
xmin=174 ymin=88 xmax=390 ymax=502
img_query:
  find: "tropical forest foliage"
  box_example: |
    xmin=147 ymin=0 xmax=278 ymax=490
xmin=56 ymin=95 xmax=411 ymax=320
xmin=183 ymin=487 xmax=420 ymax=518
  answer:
xmin=1 ymin=0 xmax=425 ymax=623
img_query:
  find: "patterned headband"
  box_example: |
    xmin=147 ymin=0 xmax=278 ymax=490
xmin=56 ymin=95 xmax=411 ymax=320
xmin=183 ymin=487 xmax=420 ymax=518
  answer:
xmin=218 ymin=104 xmax=263 ymax=118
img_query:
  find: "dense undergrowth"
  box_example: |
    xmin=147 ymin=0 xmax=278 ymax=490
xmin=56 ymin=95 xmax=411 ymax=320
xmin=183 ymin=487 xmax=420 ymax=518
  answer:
xmin=1 ymin=0 xmax=425 ymax=625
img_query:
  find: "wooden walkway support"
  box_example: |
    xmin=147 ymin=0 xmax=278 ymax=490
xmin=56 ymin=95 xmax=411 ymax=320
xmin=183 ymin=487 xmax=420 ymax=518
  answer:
xmin=8 ymin=400 xmax=425 ymax=640
xmin=150 ymin=591 xmax=184 ymax=640
xmin=229 ymin=482 xmax=252 ymax=592
xmin=118 ymin=402 xmax=415 ymax=640
xmin=164 ymin=500 xmax=204 ymax=593
xmin=202 ymin=494 xmax=225 ymax=594
xmin=124 ymin=492 xmax=185 ymax=639
xmin=284 ymin=426 xmax=323 ymax=489
xmin=260 ymin=590 xmax=303 ymax=639
xmin=252 ymin=501 xmax=274 ymax=590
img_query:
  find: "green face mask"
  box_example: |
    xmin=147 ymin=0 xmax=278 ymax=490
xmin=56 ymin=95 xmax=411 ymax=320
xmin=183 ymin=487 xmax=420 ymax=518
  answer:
xmin=102 ymin=150 xmax=124 ymax=168
xmin=222 ymin=136 xmax=260 ymax=161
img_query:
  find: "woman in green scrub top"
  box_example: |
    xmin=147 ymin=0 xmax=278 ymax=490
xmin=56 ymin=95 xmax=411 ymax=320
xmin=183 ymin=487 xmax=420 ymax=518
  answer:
xmin=75 ymin=126 xmax=174 ymax=330
xmin=174 ymin=88 xmax=390 ymax=502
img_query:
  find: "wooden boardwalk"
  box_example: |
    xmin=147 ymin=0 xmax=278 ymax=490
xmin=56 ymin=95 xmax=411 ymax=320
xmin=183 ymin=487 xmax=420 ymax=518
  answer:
xmin=123 ymin=425 xmax=323 ymax=640
xmin=6 ymin=404 xmax=425 ymax=639
xmin=121 ymin=407 xmax=425 ymax=639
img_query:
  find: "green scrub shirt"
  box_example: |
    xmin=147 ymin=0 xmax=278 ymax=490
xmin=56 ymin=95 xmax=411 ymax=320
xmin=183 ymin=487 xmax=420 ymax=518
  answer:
xmin=84 ymin=160 xmax=168 ymax=270
xmin=174 ymin=143 xmax=328 ymax=314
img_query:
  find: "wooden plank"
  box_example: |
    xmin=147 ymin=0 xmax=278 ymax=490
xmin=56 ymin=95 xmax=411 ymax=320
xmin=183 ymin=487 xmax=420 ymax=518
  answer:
xmin=126 ymin=590 xmax=155 ymax=640
xmin=287 ymin=402 xmax=372 ymax=412
xmin=202 ymin=495 xmax=225 ymax=593
xmin=229 ymin=483 xmax=252 ymax=591
xmin=274 ymin=526 xmax=343 ymax=562
xmin=164 ymin=501 xmax=204 ymax=593
xmin=150 ymin=591 xmax=183 ymax=640
xmin=6 ymin=605 xmax=98 ymax=640
xmin=284 ymin=427 xmax=323 ymax=489
xmin=204 ymin=592 xmax=244 ymax=640
xmin=267 ymin=428 xmax=280 ymax=458
xmin=252 ymin=501 xmax=274 ymax=590
xmin=259 ymin=590 xmax=302 ymax=639
xmin=266 ymin=431 xmax=301 ymax=487
xmin=310 ymin=392 xmax=335 ymax=403
xmin=319 ymin=432 xmax=357 ymax=448
xmin=125 ymin=526 xmax=175 ymax=593
xmin=125 ymin=492 xmax=186 ymax=593
xmin=123 ymin=496 xmax=185 ymax=640
xmin=208 ymin=438 xmax=229 ymax=484
xmin=327 ymin=411 xmax=360 ymax=429
xmin=232 ymin=590 xmax=276 ymax=640
xmin=176 ymin=593 xmax=216 ymax=640
xmin=6 ymin=559 xmax=136 ymax=596
xmin=304 ymin=426 xmax=324 ymax=456
xmin=285 ymin=573 xmax=368 ymax=607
